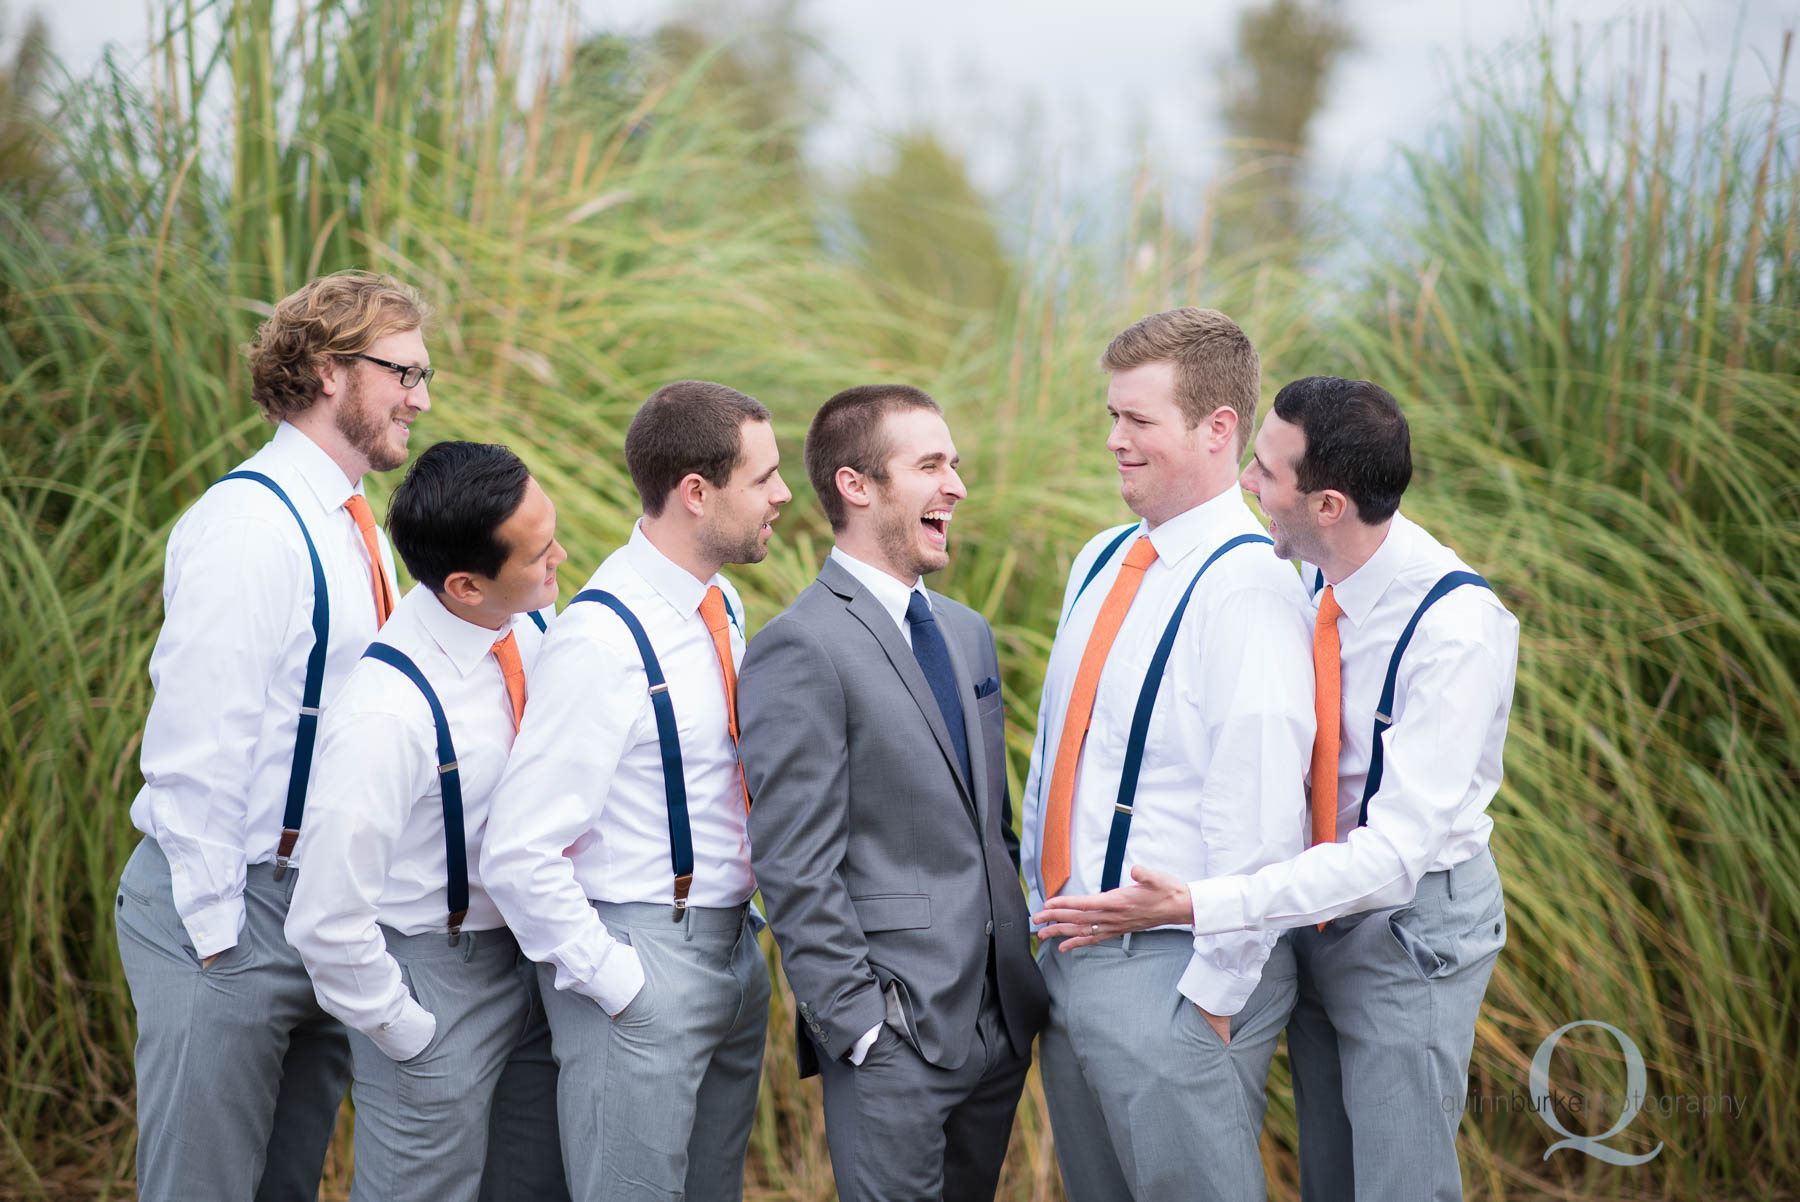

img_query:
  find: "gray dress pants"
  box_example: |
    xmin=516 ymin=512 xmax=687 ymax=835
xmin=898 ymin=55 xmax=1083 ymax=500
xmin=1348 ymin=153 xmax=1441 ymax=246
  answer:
xmin=1287 ymin=849 xmax=1507 ymax=1202
xmin=538 ymin=901 xmax=770 ymax=1202
xmin=1038 ymin=930 xmax=1298 ymax=1202
xmin=115 ymin=837 xmax=351 ymax=1202
xmin=346 ymin=925 xmax=569 ymax=1202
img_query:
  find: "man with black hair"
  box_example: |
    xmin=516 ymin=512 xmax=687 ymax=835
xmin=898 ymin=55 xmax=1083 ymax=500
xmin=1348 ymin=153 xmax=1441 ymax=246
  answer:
xmin=285 ymin=440 xmax=569 ymax=1202
xmin=1039 ymin=376 xmax=1518 ymax=1202
xmin=482 ymin=380 xmax=790 ymax=1202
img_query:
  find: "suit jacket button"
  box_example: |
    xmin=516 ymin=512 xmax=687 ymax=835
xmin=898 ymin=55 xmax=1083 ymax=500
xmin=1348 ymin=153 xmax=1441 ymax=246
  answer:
xmin=984 ymin=920 xmax=994 ymax=936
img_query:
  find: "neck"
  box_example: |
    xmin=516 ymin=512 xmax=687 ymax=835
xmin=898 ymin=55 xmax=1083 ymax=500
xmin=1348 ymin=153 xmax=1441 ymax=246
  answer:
xmin=639 ymin=514 xmax=723 ymax=584
xmin=1318 ymin=517 xmax=1394 ymax=586
xmin=285 ymin=411 xmax=370 ymax=486
xmin=1138 ymin=463 xmax=1236 ymax=532
xmin=438 ymin=592 xmax=509 ymax=631
xmin=834 ymin=530 xmax=919 ymax=587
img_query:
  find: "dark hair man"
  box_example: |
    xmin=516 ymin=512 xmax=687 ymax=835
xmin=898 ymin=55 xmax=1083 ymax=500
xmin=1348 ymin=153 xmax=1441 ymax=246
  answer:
xmin=738 ymin=384 xmax=1050 ymax=1201
xmin=1024 ymin=308 xmax=1314 ymax=1201
xmin=285 ymin=441 xmax=569 ymax=1202
xmin=116 ymin=270 xmax=431 ymax=1200
xmin=481 ymin=380 xmax=791 ymax=1201
xmin=1042 ymin=375 xmax=1519 ymax=1202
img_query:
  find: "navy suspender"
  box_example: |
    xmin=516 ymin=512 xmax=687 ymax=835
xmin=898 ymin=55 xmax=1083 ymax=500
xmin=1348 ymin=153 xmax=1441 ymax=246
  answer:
xmin=528 ymin=609 xmax=547 ymax=633
xmin=1098 ymin=533 xmax=1274 ymax=889
xmin=570 ymin=589 xmax=697 ymax=917
xmin=1356 ymin=570 xmax=1492 ymax=827
xmin=362 ymin=643 xmax=472 ymax=944
xmin=218 ymin=471 xmax=329 ymax=880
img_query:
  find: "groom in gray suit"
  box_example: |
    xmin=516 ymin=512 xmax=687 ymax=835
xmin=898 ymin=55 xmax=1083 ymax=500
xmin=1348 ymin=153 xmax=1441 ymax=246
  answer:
xmin=739 ymin=384 xmax=1049 ymax=1201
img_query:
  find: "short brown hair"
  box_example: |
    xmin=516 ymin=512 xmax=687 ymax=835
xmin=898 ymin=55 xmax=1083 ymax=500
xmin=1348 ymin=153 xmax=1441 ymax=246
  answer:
xmin=625 ymin=380 xmax=771 ymax=518
xmin=244 ymin=271 xmax=429 ymax=422
xmin=1100 ymin=307 xmax=1260 ymax=448
xmin=804 ymin=385 xmax=941 ymax=531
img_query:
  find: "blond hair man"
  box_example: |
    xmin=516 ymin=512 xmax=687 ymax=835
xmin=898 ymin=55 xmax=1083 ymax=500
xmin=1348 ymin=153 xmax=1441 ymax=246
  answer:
xmin=117 ymin=271 xmax=434 ymax=1201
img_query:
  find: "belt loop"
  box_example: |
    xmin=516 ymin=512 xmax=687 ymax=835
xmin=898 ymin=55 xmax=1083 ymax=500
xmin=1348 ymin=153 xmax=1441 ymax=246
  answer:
xmin=1121 ymin=931 xmax=1134 ymax=955
xmin=1446 ymin=865 xmax=1458 ymax=901
xmin=683 ymin=905 xmax=695 ymax=942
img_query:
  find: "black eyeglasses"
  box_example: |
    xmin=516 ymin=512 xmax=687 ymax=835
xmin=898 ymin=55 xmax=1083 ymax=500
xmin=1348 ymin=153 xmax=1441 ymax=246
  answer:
xmin=354 ymin=353 xmax=435 ymax=389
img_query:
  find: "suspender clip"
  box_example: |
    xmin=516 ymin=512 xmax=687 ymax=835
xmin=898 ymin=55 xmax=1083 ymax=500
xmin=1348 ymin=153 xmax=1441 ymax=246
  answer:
xmin=447 ymin=908 xmax=468 ymax=946
xmin=297 ymin=705 xmax=321 ymax=717
xmin=437 ymin=760 xmax=459 ymax=775
xmin=648 ymin=682 xmax=670 ymax=696
xmin=1113 ymin=802 xmax=1133 ymax=815
xmin=672 ymin=873 xmax=694 ymax=920
xmin=272 ymin=827 xmax=300 ymax=881
xmin=1375 ymin=710 xmax=1392 ymax=725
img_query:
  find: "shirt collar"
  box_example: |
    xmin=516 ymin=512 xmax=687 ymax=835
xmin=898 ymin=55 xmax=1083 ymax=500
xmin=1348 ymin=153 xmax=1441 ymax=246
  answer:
xmin=271 ymin=420 xmax=363 ymax=512
xmin=828 ymin=545 xmax=929 ymax=630
xmin=413 ymin=586 xmax=513 ymax=677
xmin=1327 ymin=510 xmax=1417 ymax=626
xmin=1143 ymin=487 xmax=1254 ymax=568
xmin=625 ymin=520 xmax=716 ymax=617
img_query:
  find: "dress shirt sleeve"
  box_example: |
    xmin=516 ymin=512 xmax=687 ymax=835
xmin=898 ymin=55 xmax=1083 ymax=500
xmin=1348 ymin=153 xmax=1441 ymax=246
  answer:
xmin=1189 ymin=626 xmax=1512 ymax=934
xmin=479 ymin=623 xmax=645 ymax=1015
xmin=738 ymin=616 xmax=888 ymax=1060
xmin=284 ymin=707 xmax=439 ymax=1060
xmin=136 ymin=510 xmax=303 ymax=958
xmin=1176 ymin=584 xmax=1314 ymax=1015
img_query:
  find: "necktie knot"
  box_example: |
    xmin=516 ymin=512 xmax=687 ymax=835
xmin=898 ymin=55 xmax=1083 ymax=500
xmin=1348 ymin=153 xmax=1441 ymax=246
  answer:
xmin=905 ymin=590 xmax=934 ymax=628
xmin=1316 ymin=583 xmax=1344 ymax=626
xmin=699 ymin=585 xmax=730 ymax=635
xmin=1122 ymin=535 xmax=1158 ymax=572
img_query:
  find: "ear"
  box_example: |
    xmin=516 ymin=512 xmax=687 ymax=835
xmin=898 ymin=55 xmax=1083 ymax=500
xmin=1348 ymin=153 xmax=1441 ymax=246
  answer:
xmin=675 ymin=473 xmax=709 ymax=518
xmin=835 ymin=466 xmax=871 ymax=512
xmin=316 ymin=354 xmax=345 ymax=400
xmin=1206 ymin=405 xmax=1238 ymax=453
xmin=1314 ymin=489 xmax=1354 ymax=528
xmin=441 ymin=570 xmax=484 ymax=608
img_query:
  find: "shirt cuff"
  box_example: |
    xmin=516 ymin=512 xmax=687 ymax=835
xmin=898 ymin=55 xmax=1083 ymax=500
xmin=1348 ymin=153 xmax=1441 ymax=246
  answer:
xmin=1176 ymin=946 xmax=1261 ymax=1017
xmin=182 ymin=895 xmax=245 ymax=960
xmin=848 ymin=1022 xmax=884 ymax=1066
xmin=373 ymin=998 xmax=438 ymax=1062
xmin=566 ymin=941 xmax=645 ymax=1017
xmin=1188 ymin=877 xmax=1249 ymax=939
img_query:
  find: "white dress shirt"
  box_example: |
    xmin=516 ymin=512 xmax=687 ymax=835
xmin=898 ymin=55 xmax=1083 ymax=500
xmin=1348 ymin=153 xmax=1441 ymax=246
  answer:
xmin=284 ymin=586 xmax=549 ymax=1060
xmin=1188 ymin=511 xmax=1520 ymax=934
xmin=480 ymin=523 xmax=753 ymax=1016
xmin=130 ymin=421 xmax=400 ymax=958
xmin=1023 ymin=489 xmax=1315 ymax=1015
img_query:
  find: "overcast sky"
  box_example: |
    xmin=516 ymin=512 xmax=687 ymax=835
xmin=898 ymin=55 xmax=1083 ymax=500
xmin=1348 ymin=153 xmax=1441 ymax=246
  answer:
xmin=35 ymin=0 xmax=1792 ymax=200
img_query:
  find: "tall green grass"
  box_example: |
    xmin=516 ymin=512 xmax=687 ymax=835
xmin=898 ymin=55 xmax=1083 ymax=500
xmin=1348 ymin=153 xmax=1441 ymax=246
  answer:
xmin=2 ymin=3 xmax=1795 ymax=1198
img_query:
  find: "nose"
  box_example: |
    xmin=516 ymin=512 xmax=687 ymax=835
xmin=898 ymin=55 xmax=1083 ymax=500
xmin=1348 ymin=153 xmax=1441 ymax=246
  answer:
xmin=409 ymin=379 xmax=432 ymax=413
xmin=944 ymin=465 xmax=968 ymax=502
xmin=772 ymin=470 xmax=793 ymax=506
xmin=548 ymin=539 xmax=568 ymax=570
xmin=1238 ymin=463 xmax=1260 ymax=496
xmin=1105 ymin=416 xmax=1127 ymax=456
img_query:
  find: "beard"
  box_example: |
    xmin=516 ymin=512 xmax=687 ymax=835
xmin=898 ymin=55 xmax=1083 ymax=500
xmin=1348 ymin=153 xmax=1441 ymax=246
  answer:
xmin=698 ymin=511 xmax=769 ymax=567
xmin=873 ymin=495 xmax=946 ymax=580
xmin=334 ymin=372 xmax=408 ymax=472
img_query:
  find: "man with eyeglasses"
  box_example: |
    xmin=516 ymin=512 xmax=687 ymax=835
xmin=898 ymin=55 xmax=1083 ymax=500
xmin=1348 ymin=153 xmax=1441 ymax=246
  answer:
xmin=116 ymin=271 xmax=436 ymax=1202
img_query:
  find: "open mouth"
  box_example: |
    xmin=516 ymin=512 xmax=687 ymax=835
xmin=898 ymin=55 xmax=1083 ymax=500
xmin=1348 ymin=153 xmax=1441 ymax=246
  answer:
xmin=921 ymin=509 xmax=952 ymax=546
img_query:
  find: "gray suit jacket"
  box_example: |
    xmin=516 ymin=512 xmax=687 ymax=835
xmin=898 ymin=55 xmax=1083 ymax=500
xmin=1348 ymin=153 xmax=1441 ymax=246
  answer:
xmin=739 ymin=558 xmax=1048 ymax=1077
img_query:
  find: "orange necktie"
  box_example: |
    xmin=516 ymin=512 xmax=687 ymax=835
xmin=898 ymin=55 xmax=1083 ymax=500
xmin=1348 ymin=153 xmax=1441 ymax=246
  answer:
xmin=1310 ymin=585 xmax=1344 ymax=850
xmin=1040 ymin=535 xmax=1159 ymax=898
xmin=344 ymin=494 xmax=396 ymax=626
xmin=491 ymin=631 xmax=526 ymax=733
xmin=699 ymin=585 xmax=750 ymax=812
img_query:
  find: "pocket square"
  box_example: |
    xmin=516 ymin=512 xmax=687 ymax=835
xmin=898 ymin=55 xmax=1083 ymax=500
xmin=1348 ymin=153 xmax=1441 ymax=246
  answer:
xmin=973 ymin=675 xmax=1000 ymax=699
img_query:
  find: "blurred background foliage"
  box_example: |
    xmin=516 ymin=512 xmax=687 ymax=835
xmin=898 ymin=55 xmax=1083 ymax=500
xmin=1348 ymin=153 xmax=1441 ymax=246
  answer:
xmin=1 ymin=0 xmax=1795 ymax=1198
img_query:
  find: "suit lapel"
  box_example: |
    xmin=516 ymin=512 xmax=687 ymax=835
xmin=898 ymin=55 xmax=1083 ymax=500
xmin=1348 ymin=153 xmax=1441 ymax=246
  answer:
xmin=933 ymin=597 xmax=989 ymax=824
xmin=820 ymin=561 xmax=976 ymax=815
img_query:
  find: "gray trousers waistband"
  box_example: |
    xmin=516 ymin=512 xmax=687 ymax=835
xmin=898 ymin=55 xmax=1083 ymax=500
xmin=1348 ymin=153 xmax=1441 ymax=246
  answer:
xmin=589 ymin=899 xmax=748 ymax=935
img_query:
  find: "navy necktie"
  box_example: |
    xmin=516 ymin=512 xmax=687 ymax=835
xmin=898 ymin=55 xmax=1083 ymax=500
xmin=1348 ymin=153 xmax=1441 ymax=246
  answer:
xmin=905 ymin=590 xmax=972 ymax=786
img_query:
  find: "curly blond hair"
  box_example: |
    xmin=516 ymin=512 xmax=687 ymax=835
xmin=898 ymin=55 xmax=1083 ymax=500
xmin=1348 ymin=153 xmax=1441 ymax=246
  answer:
xmin=244 ymin=271 xmax=430 ymax=421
